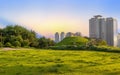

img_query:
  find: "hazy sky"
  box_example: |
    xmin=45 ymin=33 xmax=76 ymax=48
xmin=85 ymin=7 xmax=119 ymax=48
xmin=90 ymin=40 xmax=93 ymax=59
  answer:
xmin=0 ymin=0 xmax=120 ymax=38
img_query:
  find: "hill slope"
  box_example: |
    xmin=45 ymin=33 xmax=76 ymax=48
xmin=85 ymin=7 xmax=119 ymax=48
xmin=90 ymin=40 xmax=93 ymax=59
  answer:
xmin=56 ymin=36 xmax=88 ymax=46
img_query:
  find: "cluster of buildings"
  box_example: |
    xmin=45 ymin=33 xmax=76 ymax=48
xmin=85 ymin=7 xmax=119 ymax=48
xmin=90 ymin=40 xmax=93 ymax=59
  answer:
xmin=54 ymin=15 xmax=120 ymax=47
xmin=55 ymin=32 xmax=81 ymax=43
xmin=89 ymin=15 xmax=118 ymax=47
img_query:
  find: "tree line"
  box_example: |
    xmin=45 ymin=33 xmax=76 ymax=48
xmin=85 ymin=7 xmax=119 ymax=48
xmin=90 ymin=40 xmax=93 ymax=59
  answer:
xmin=0 ymin=25 xmax=55 ymax=48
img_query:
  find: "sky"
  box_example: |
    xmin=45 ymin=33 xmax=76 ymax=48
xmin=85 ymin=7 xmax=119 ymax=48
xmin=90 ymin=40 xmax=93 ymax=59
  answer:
xmin=0 ymin=0 xmax=120 ymax=38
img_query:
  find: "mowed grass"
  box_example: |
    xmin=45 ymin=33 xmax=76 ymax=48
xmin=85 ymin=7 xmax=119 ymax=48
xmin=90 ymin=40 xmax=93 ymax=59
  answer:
xmin=0 ymin=49 xmax=120 ymax=75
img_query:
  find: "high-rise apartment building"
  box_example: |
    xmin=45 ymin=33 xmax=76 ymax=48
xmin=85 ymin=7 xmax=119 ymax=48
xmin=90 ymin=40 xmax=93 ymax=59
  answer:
xmin=106 ymin=18 xmax=118 ymax=46
xmin=75 ymin=32 xmax=82 ymax=36
xmin=89 ymin=15 xmax=118 ymax=46
xmin=55 ymin=32 xmax=59 ymax=43
xmin=60 ymin=32 xmax=65 ymax=41
xmin=66 ymin=32 xmax=74 ymax=37
xmin=117 ymin=33 xmax=120 ymax=47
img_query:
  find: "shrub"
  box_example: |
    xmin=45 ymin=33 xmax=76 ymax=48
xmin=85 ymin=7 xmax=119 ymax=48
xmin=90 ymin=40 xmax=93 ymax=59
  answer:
xmin=5 ymin=42 xmax=12 ymax=47
xmin=21 ymin=40 xmax=30 ymax=47
xmin=50 ymin=45 xmax=120 ymax=53
xmin=13 ymin=41 xmax=21 ymax=47
xmin=50 ymin=45 xmax=88 ymax=50
xmin=0 ymin=42 xmax=3 ymax=47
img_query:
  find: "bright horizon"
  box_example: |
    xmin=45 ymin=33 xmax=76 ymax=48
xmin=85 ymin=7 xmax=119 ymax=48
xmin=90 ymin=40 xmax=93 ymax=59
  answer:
xmin=0 ymin=0 xmax=120 ymax=38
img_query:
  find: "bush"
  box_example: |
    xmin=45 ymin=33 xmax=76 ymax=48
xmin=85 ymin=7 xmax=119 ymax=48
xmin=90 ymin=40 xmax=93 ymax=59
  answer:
xmin=50 ymin=45 xmax=88 ymax=50
xmin=37 ymin=37 xmax=55 ymax=49
xmin=49 ymin=46 xmax=66 ymax=50
xmin=86 ymin=39 xmax=107 ymax=46
xmin=0 ymin=42 xmax=3 ymax=47
xmin=5 ymin=42 xmax=12 ymax=47
xmin=13 ymin=41 xmax=21 ymax=47
xmin=50 ymin=45 xmax=120 ymax=53
xmin=21 ymin=40 xmax=30 ymax=47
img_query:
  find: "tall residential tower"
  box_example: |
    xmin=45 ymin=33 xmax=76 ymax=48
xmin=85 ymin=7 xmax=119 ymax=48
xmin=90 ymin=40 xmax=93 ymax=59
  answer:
xmin=89 ymin=15 xmax=118 ymax=46
xmin=55 ymin=32 xmax=59 ymax=43
xmin=60 ymin=32 xmax=65 ymax=41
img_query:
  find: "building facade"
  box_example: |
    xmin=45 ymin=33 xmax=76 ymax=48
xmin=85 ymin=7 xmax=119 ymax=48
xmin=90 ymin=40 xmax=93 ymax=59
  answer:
xmin=60 ymin=32 xmax=65 ymax=41
xmin=75 ymin=32 xmax=82 ymax=36
xmin=117 ymin=33 xmax=120 ymax=47
xmin=89 ymin=15 xmax=118 ymax=46
xmin=66 ymin=32 xmax=74 ymax=37
xmin=55 ymin=32 xmax=82 ymax=43
xmin=55 ymin=32 xmax=59 ymax=43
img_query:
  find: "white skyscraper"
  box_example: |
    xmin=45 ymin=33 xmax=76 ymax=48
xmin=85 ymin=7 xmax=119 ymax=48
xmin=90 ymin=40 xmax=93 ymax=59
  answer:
xmin=89 ymin=15 xmax=118 ymax=46
xmin=117 ymin=33 xmax=120 ymax=47
xmin=106 ymin=18 xmax=118 ymax=46
xmin=89 ymin=15 xmax=106 ymax=39
xmin=55 ymin=32 xmax=59 ymax=43
xmin=60 ymin=32 xmax=65 ymax=41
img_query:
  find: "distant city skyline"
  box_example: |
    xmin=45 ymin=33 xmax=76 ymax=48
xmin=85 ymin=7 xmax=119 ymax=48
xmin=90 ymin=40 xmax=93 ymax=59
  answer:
xmin=55 ymin=32 xmax=81 ymax=43
xmin=0 ymin=0 xmax=120 ymax=38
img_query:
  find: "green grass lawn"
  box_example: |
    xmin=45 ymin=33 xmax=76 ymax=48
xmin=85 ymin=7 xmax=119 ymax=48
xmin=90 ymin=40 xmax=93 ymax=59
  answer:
xmin=0 ymin=49 xmax=120 ymax=75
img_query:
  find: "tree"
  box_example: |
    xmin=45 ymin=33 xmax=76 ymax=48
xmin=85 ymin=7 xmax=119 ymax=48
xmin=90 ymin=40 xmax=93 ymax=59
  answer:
xmin=0 ymin=25 xmax=55 ymax=48
xmin=1 ymin=25 xmax=38 ymax=48
xmin=86 ymin=39 xmax=107 ymax=46
xmin=37 ymin=37 xmax=47 ymax=48
xmin=96 ymin=39 xmax=107 ymax=46
xmin=37 ymin=37 xmax=55 ymax=48
xmin=29 ymin=39 xmax=39 ymax=47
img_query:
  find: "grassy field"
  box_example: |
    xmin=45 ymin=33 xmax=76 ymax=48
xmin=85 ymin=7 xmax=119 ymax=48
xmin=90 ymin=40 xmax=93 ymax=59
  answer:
xmin=0 ymin=49 xmax=120 ymax=75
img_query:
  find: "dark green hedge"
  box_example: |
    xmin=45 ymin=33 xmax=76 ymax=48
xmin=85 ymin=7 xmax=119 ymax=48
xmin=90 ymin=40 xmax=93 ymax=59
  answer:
xmin=49 ymin=45 xmax=120 ymax=53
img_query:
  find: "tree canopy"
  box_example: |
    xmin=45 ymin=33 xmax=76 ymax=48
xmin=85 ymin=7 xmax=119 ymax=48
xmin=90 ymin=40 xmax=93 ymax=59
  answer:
xmin=0 ymin=25 xmax=55 ymax=48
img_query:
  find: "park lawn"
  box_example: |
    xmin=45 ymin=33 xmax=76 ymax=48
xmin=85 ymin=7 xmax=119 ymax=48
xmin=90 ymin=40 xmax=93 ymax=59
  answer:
xmin=0 ymin=49 xmax=120 ymax=75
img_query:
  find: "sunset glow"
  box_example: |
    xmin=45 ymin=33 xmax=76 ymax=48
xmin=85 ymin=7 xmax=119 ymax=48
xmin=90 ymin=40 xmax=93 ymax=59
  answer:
xmin=0 ymin=0 xmax=120 ymax=38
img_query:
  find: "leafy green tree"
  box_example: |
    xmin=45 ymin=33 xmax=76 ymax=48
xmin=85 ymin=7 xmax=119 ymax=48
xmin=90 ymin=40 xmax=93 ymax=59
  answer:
xmin=29 ymin=39 xmax=39 ymax=47
xmin=87 ymin=39 xmax=107 ymax=46
xmin=37 ymin=37 xmax=47 ymax=48
xmin=15 ymin=35 xmax=23 ymax=43
xmin=97 ymin=40 xmax=107 ymax=46
xmin=47 ymin=38 xmax=55 ymax=47
xmin=37 ymin=37 xmax=55 ymax=48
xmin=1 ymin=25 xmax=39 ymax=48
xmin=0 ymin=25 xmax=55 ymax=48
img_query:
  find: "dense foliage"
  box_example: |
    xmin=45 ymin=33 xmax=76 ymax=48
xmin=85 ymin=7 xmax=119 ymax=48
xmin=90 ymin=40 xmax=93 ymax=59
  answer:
xmin=0 ymin=25 xmax=108 ymax=49
xmin=86 ymin=39 xmax=107 ymax=46
xmin=50 ymin=45 xmax=120 ymax=53
xmin=37 ymin=37 xmax=55 ymax=48
xmin=0 ymin=25 xmax=55 ymax=48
